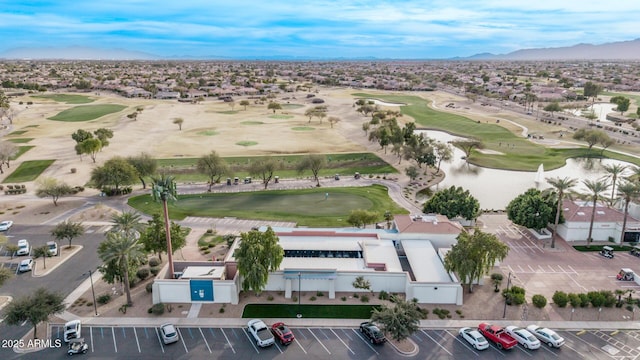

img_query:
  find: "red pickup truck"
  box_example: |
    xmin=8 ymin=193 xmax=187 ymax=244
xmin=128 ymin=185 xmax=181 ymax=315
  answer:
xmin=477 ymin=323 xmax=517 ymax=350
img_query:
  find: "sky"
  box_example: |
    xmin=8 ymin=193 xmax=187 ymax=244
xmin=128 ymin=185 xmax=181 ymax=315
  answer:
xmin=1 ymin=0 xmax=639 ymax=59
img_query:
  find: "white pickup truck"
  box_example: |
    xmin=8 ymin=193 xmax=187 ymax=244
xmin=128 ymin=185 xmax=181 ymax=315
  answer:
xmin=247 ymin=319 xmax=275 ymax=347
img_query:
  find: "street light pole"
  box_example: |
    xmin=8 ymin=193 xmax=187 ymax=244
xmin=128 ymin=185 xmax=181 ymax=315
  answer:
xmin=297 ymin=272 xmax=302 ymax=318
xmin=502 ymin=272 xmax=512 ymax=318
xmin=87 ymin=269 xmax=98 ymax=316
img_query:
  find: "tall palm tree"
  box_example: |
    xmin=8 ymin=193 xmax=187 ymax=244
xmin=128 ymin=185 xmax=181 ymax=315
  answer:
xmin=151 ymin=175 xmax=177 ymax=279
xmin=583 ymin=178 xmax=610 ymax=247
xmin=110 ymin=211 xmax=145 ymax=237
xmin=98 ymin=232 xmax=144 ymax=306
xmin=617 ymin=181 xmax=640 ymax=244
xmin=546 ymin=176 xmax=577 ymax=248
xmin=603 ymin=163 xmax=628 ymax=202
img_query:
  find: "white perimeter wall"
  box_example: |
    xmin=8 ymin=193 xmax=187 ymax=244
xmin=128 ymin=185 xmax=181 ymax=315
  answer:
xmin=406 ymin=283 xmax=462 ymax=305
xmin=558 ymin=222 xmax=622 ymax=243
xmin=152 ymin=278 xmax=240 ymax=305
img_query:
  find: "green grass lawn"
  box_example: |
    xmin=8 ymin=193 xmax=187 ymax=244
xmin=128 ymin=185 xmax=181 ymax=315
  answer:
xmin=6 ymin=138 xmax=33 ymax=143
xmin=197 ymin=130 xmax=219 ymax=136
xmin=48 ymin=104 xmax=127 ymax=122
xmin=292 ymin=127 xmax=315 ymax=131
xmin=242 ymin=304 xmax=381 ymax=319
xmin=127 ymin=185 xmax=407 ymax=227
xmin=155 ymin=152 xmax=397 ymax=183
xmin=573 ymin=244 xmax=633 ymax=252
xmin=236 ymin=141 xmax=258 ymax=147
xmin=281 ymin=104 xmax=304 ymax=109
xmin=2 ymin=160 xmax=55 ymax=183
xmin=10 ymin=146 xmax=34 ymax=160
xmin=31 ymin=94 xmax=95 ymax=104
xmin=7 ymin=130 xmax=28 ymax=136
xmin=269 ymin=114 xmax=294 ymax=119
xmin=218 ymin=110 xmax=239 ymax=115
xmin=353 ymin=93 xmax=640 ymax=170
xmin=241 ymin=121 xmax=264 ymax=125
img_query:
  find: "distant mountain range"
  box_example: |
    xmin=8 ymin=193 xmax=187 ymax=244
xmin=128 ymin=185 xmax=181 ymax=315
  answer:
xmin=1 ymin=39 xmax=640 ymax=61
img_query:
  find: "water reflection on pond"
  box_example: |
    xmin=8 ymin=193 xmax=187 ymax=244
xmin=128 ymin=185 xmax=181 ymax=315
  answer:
xmin=418 ymin=130 xmax=636 ymax=210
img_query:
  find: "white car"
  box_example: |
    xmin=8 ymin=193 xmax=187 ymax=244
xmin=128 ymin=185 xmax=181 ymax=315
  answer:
xmin=247 ymin=319 xmax=275 ymax=347
xmin=18 ymin=258 xmax=33 ymax=273
xmin=505 ymin=326 xmax=541 ymax=349
xmin=0 ymin=220 xmax=13 ymax=231
xmin=64 ymin=320 xmax=82 ymax=342
xmin=526 ymin=325 xmax=565 ymax=348
xmin=47 ymin=241 xmax=58 ymax=256
xmin=458 ymin=327 xmax=489 ymax=350
xmin=160 ymin=323 xmax=179 ymax=344
xmin=16 ymin=239 xmax=30 ymax=256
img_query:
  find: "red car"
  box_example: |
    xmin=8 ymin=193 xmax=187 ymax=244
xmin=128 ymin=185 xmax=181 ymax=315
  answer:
xmin=271 ymin=322 xmax=295 ymax=345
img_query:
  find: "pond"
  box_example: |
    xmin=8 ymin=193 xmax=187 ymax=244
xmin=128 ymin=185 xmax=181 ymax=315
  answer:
xmin=419 ymin=130 xmax=636 ymax=210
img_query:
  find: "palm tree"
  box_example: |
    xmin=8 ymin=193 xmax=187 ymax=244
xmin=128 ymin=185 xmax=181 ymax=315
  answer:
xmin=546 ymin=176 xmax=577 ymax=248
xmin=617 ymin=181 xmax=640 ymax=244
xmin=98 ymin=232 xmax=144 ymax=306
xmin=582 ymin=178 xmax=610 ymax=247
xmin=603 ymin=163 xmax=628 ymax=202
xmin=110 ymin=211 xmax=145 ymax=237
xmin=151 ymin=175 xmax=177 ymax=279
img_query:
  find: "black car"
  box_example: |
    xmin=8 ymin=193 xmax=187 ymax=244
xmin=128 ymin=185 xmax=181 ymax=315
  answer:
xmin=359 ymin=322 xmax=386 ymax=344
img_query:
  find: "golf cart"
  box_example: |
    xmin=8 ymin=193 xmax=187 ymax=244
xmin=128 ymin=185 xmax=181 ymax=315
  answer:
xmin=600 ymin=245 xmax=614 ymax=259
xmin=630 ymin=246 xmax=640 ymax=257
xmin=67 ymin=338 xmax=88 ymax=356
xmin=617 ymin=268 xmax=636 ymax=281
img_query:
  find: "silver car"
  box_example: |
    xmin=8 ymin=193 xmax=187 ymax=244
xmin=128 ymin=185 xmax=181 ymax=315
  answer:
xmin=505 ymin=326 xmax=541 ymax=349
xmin=526 ymin=325 xmax=565 ymax=348
xmin=160 ymin=323 xmax=179 ymax=344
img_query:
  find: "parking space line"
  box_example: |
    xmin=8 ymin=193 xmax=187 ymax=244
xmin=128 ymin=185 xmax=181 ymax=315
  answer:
xmin=537 ymin=344 xmax=559 ymax=357
xmin=331 ymin=329 xmax=355 ymax=355
xmin=444 ymin=330 xmax=479 ymax=357
xmin=241 ymin=328 xmax=260 ymax=354
xmin=90 ymin=327 xmax=94 ymax=353
xmin=220 ymin=328 xmax=236 ymax=354
xmin=294 ymin=338 xmax=308 ymax=354
xmin=133 ymin=327 xmax=141 ymax=353
xmin=177 ymin=328 xmax=189 ymax=353
xmin=155 ymin=327 xmax=165 ymax=353
xmin=112 ymin=327 xmax=118 ymax=353
xmin=420 ymin=330 xmax=452 ymax=356
xmin=208 ymin=328 xmax=216 ymax=338
xmin=308 ymin=328 xmax=331 ymax=354
xmin=198 ymin=328 xmax=212 ymax=353
xmin=566 ymin=332 xmax=616 ymax=358
xmin=351 ymin=329 xmax=379 ymax=355
xmin=273 ymin=341 xmax=284 ymax=354
xmin=339 ymin=328 xmax=353 ymax=341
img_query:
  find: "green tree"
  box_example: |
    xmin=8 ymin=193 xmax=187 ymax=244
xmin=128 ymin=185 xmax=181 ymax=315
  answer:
xmin=239 ymin=100 xmax=250 ymax=110
xmin=546 ymin=177 xmax=577 ymax=248
xmin=139 ymin=213 xmax=187 ymax=261
xmin=506 ymin=188 xmax=555 ymax=232
xmin=451 ymin=140 xmax=483 ymax=161
xmin=51 ymin=220 xmax=85 ymax=248
xmin=433 ymin=141 xmax=453 ymax=174
xmin=328 ymin=116 xmax=340 ymax=128
xmin=405 ymin=165 xmax=419 ymax=180
xmin=370 ymin=298 xmax=422 ymax=342
xmin=90 ymin=157 xmax=138 ymax=194
xmin=94 ymin=128 xmax=114 ymax=147
xmin=573 ymin=128 xmax=610 ymax=151
xmin=267 ymin=101 xmax=282 ymax=113
xmin=234 ymin=227 xmax=284 ymax=294
xmin=610 ymin=96 xmax=630 ymax=115
xmin=617 ymin=181 xmax=640 ymax=244
xmin=296 ymin=154 xmax=326 ymax=187
xmin=151 ymin=175 xmax=178 ymax=279
xmin=346 ymin=209 xmax=379 ymax=228
xmin=249 ymin=156 xmax=279 ymax=190
xmin=0 ymin=267 xmax=14 ymax=287
xmin=583 ymin=81 xmax=603 ymax=106
xmin=35 ymin=177 xmax=74 ymax=206
xmin=126 ymin=153 xmax=158 ymax=189
xmin=423 ymin=186 xmax=480 ymax=221
xmin=543 ymin=102 xmax=562 ymax=117
xmin=172 ymin=117 xmax=184 ymax=130
xmin=110 ymin=211 xmax=145 ymax=237
xmin=0 ymin=141 xmax=18 ymax=174
xmin=98 ymin=231 xmax=145 ymax=306
xmin=197 ymin=151 xmax=229 ymax=192
xmin=71 ymin=129 xmax=93 ymax=144
xmin=77 ymin=137 xmax=103 ymax=163
xmin=32 ymin=245 xmax=51 ymax=269
xmin=5 ymin=288 xmax=65 ymax=339
xmin=603 ymin=163 xmax=628 ymax=202
xmin=582 ymin=178 xmax=610 ymax=246
xmin=444 ymin=230 xmax=509 ymax=293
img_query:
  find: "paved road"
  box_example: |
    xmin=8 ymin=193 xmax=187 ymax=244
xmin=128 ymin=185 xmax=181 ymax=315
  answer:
xmin=5 ymin=324 xmax=639 ymax=359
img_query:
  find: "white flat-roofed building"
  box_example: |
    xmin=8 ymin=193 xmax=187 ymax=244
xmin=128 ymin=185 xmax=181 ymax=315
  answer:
xmin=181 ymin=266 xmax=225 ymax=279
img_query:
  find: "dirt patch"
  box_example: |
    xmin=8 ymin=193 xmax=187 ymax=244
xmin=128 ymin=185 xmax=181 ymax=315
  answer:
xmin=68 ymin=203 xmax=118 ymax=223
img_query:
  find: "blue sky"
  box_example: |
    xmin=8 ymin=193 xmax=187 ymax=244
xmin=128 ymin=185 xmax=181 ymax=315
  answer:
xmin=1 ymin=0 xmax=639 ymax=59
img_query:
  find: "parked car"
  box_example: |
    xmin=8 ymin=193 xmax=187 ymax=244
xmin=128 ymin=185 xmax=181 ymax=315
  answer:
xmin=458 ymin=327 xmax=489 ymax=350
xmin=47 ymin=241 xmax=58 ymax=256
xmin=16 ymin=239 xmax=30 ymax=256
xmin=0 ymin=220 xmax=13 ymax=231
xmin=18 ymin=258 xmax=33 ymax=273
xmin=477 ymin=323 xmax=517 ymax=350
xmin=526 ymin=325 xmax=565 ymax=348
xmin=505 ymin=326 xmax=541 ymax=349
xmin=270 ymin=322 xmax=295 ymax=345
xmin=247 ymin=319 xmax=275 ymax=347
xmin=359 ymin=322 xmax=386 ymax=344
xmin=160 ymin=323 xmax=179 ymax=344
xmin=64 ymin=320 xmax=82 ymax=342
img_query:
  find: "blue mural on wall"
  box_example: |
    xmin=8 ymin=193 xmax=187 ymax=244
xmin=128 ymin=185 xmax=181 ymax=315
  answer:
xmin=190 ymin=279 xmax=214 ymax=301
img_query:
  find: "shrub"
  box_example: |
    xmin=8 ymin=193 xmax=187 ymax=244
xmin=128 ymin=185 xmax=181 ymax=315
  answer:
xmin=86 ymin=302 xmax=93 ymax=307
xmin=267 ymin=295 xmax=274 ymax=301
xmin=292 ymin=296 xmax=298 ymax=302
xmin=509 ymin=286 xmax=525 ymax=295
xmin=150 ymin=266 xmax=160 ymax=276
xmin=360 ymin=295 xmax=370 ymax=303
xmin=341 ymin=296 xmax=347 ymax=301
xmin=309 ymin=296 xmax=317 ymax=301
xmin=588 ymin=291 xmax=605 ymax=307
xmin=532 ymin=294 xmax=547 ymax=308
xmin=316 ymin=291 xmax=324 ymax=297
xmin=568 ymin=293 xmax=582 ymax=308
xmin=602 ymin=291 xmax=616 ymax=308
xmin=136 ymin=268 xmax=150 ymax=280
xmin=219 ymin=307 xmax=225 ymax=313
xmin=353 ymin=293 xmax=359 ymax=298
xmin=511 ymin=293 xmax=526 ymax=305
xmin=146 ymin=282 xmax=153 ymax=293
xmin=97 ymin=294 xmax=111 ymax=305
xmin=578 ymin=293 xmax=590 ymax=307
xmin=552 ymin=291 xmax=568 ymax=307
xmin=149 ymin=257 xmax=161 ymax=267
xmin=151 ymin=303 xmax=165 ymax=315
xmin=379 ymin=290 xmax=389 ymax=300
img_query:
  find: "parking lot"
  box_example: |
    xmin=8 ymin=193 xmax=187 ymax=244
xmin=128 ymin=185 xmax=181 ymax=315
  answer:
xmin=20 ymin=324 xmax=640 ymax=359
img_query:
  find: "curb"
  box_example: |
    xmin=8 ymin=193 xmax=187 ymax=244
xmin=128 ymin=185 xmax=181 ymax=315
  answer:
xmin=32 ymin=245 xmax=83 ymax=278
xmin=387 ymin=337 xmax=419 ymax=357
